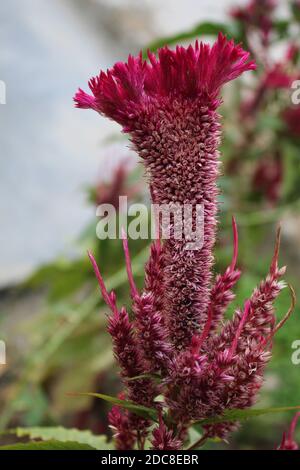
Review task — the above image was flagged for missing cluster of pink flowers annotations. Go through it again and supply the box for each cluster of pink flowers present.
[240,52,298,121]
[231,0,276,47]
[231,0,300,206]
[75,35,293,450]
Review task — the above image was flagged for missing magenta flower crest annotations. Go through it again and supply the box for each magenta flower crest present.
[75,34,255,129]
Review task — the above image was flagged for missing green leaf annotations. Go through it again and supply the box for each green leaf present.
[195,405,300,426]
[69,392,158,421]
[0,440,95,450]
[7,426,112,450]
[273,19,290,38]
[257,113,284,133]
[281,141,300,201]
[145,22,231,54]
[127,373,162,383]
[23,258,91,302]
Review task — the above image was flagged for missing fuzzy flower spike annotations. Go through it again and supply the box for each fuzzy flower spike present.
[77,36,297,449]
[75,34,255,351]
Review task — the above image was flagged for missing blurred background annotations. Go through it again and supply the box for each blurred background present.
[1,0,300,449]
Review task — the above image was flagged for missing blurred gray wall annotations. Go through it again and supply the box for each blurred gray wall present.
[0,0,243,285]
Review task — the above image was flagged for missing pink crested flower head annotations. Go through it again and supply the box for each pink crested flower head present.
[74,34,255,131]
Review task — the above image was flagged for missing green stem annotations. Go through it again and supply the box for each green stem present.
[186,433,208,450]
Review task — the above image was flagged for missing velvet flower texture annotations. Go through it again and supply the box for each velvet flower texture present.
[75,35,294,450]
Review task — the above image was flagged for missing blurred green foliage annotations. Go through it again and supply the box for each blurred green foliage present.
[1,0,300,450]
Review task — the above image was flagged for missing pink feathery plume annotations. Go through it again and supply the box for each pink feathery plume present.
[88,250,118,314]
[277,412,300,450]
[223,227,286,347]
[88,250,144,382]
[163,226,294,441]
[108,394,136,450]
[151,413,182,450]
[122,232,172,373]
[133,292,173,373]
[204,216,241,335]
[166,300,251,425]
[88,251,156,436]
[202,230,293,438]
[208,228,285,354]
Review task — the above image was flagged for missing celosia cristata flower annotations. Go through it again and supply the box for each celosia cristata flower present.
[277,412,300,450]
[76,34,255,351]
[75,35,293,449]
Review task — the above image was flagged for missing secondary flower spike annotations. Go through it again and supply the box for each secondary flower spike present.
[75,34,256,350]
[277,412,300,450]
